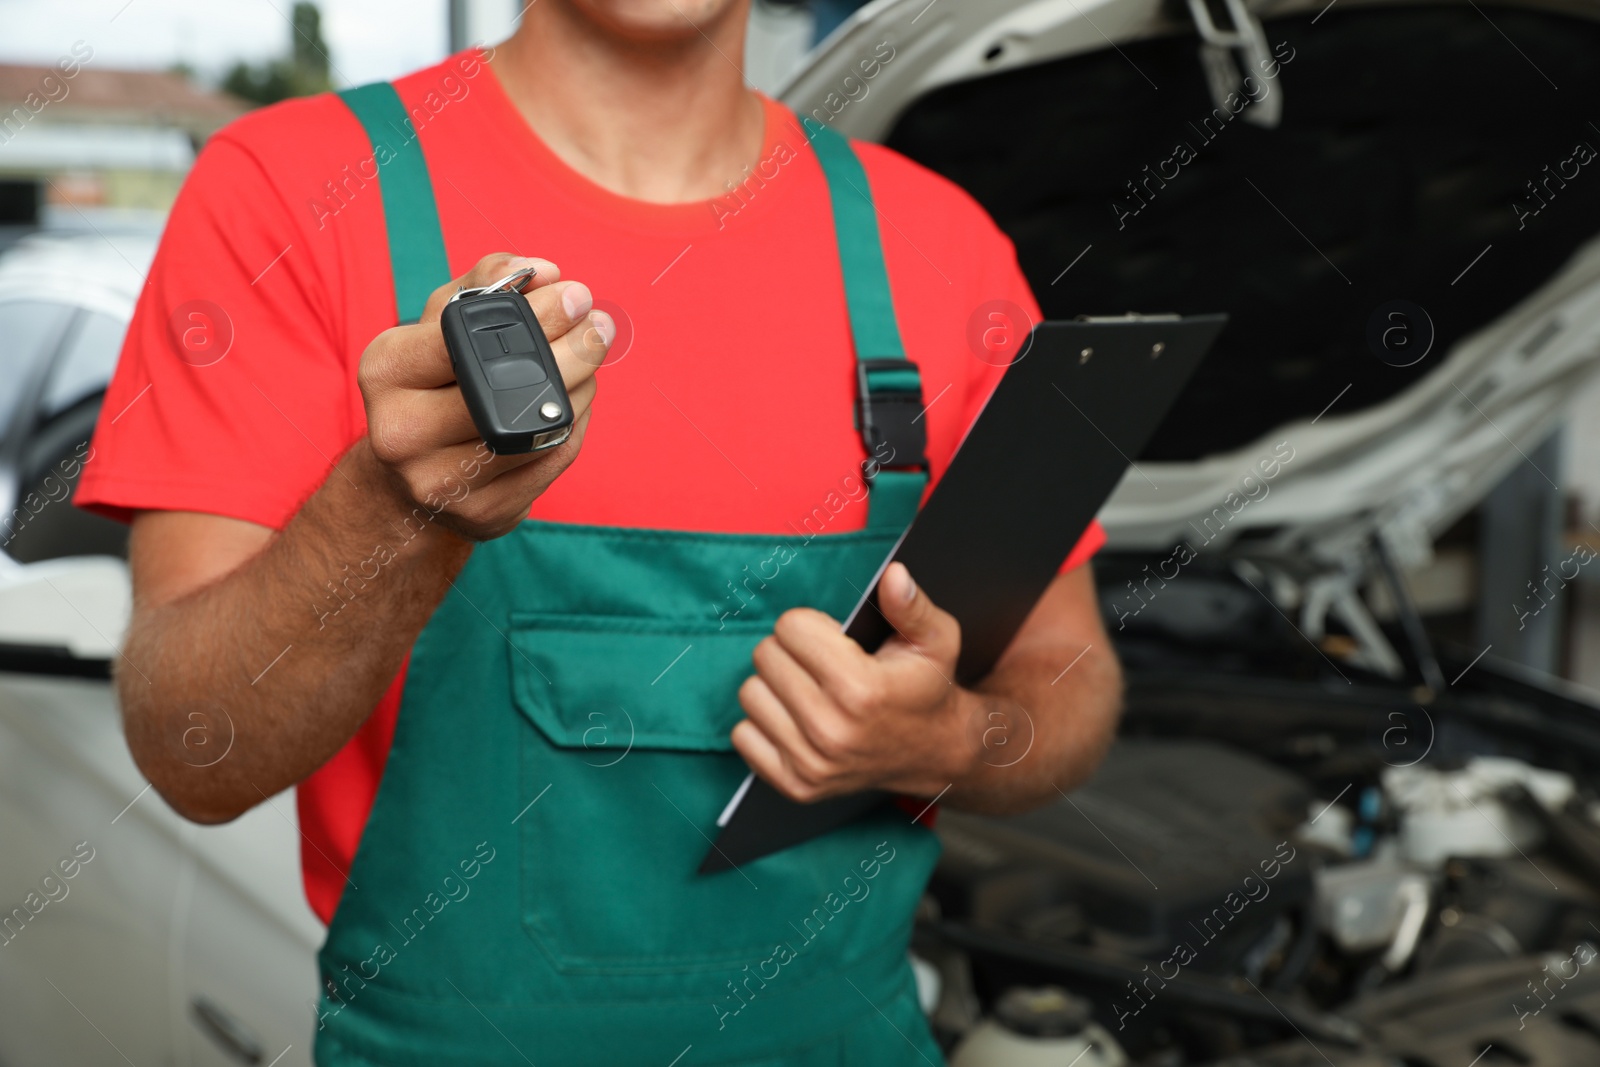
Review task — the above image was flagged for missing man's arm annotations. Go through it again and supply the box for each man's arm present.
[734,560,1122,814]
[943,564,1122,812]
[118,254,609,824]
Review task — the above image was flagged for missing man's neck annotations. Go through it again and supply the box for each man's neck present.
[490,3,765,204]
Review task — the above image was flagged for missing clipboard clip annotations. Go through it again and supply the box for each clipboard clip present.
[1074,313,1184,322]
[1072,314,1185,361]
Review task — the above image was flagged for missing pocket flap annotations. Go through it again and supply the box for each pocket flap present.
[508,612,768,753]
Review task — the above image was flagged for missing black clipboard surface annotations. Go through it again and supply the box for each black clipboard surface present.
[702,315,1227,874]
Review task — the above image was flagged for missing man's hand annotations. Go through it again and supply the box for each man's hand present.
[121,251,615,824]
[359,252,611,542]
[733,561,1123,814]
[733,563,977,802]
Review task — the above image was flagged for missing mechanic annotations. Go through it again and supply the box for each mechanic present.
[78,1,1123,1063]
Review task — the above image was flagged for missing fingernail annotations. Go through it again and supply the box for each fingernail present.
[510,257,560,284]
[900,567,917,603]
[590,310,616,347]
[561,282,592,319]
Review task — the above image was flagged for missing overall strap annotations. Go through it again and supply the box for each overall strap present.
[337,82,452,325]
[335,87,927,532]
[801,116,928,532]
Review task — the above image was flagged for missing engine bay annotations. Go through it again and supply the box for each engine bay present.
[916,568,1600,1066]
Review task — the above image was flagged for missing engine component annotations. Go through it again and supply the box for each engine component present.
[1417,910,1523,973]
[1294,797,1354,857]
[1417,856,1600,973]
[1312,853,1430,963]
[1218,955,1600,1066]
[949,987,1129,1067]
[1382,758,1575,867]
[1382,876,1430,973]
[935,740,1312,974]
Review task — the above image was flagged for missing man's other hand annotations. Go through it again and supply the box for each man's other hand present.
[733,562,975,802]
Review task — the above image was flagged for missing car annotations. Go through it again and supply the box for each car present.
[0,231,323,1067]
[6,0,1600,1063]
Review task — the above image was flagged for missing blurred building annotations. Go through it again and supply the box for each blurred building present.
[448,0,518,53]
[0,63,246,222]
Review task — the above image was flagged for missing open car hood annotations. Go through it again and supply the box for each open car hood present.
[781,0,1600,570]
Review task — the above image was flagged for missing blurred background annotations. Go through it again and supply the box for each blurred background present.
[0,0,828,230]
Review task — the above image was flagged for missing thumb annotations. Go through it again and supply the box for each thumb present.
[877,563,953,654]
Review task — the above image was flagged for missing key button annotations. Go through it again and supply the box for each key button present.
[473,322,538,357]
[483,356,547,389]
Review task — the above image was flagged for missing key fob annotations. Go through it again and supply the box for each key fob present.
[441,286,574,455]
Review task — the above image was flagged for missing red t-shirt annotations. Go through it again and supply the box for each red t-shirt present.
[78,50,1104,924]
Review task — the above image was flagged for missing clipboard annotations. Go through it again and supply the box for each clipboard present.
[701,314,1227,874]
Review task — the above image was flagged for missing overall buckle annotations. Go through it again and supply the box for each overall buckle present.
[854,358,928,484]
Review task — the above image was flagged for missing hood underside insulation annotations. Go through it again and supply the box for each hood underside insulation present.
[886,3,1600,460]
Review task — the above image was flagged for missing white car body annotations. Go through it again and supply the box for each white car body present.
[0,234,321,1067]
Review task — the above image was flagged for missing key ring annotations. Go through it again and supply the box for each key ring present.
[447,265,539,304]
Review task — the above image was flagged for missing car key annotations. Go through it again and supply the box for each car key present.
[441,266,575,455]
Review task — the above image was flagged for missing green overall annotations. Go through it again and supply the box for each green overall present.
[316,83,944,1066]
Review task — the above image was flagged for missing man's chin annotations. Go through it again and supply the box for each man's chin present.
[566,0,742,43]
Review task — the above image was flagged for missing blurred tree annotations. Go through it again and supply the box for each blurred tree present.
[221,62,294,105]
[222,1,334,107]
[291,2,332,86]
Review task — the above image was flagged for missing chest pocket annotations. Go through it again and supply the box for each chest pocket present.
[506,609,930,976]
[509,611,762,754]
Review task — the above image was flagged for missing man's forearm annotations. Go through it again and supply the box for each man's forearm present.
[944,641,1123,815]
[120,439,475,823]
